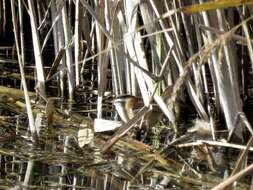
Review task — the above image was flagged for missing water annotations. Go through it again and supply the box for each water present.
[0,98,251,189]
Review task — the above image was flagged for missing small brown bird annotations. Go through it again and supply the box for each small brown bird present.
[113,86,175,128]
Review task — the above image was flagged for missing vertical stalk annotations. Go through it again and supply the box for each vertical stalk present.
[51,1,64,97]
[62,4,75,100]
[200,0,242,138]
[105,0,124,95]
[18,0,25,65]
[23,160,34,187]
[74,0,80,86]
[53,2,66,98]
[11,0,37,142]
[94,0,106,118]
[3,0,6,36]
[27,0,46,98]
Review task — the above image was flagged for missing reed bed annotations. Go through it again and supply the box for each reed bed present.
[0,0,253,189]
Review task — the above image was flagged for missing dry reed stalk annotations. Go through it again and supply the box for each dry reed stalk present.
[62,4,75,100]
[27,0,46,98]
[10,0,37,143]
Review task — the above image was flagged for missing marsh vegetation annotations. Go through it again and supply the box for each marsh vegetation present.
[1,0,253,189]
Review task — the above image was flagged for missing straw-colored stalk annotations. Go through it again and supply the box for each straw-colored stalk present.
[74,0,80,86]
[62,4,75,100]
[11,0,37,142]
[27,0,46,98]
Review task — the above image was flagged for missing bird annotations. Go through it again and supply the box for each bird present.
[113,86,176,128]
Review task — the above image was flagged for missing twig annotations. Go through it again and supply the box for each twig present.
[212,164,253,190]
[101,106,148,153]
[175,140,253,151]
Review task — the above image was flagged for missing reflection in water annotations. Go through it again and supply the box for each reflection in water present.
[0,99,251,190]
